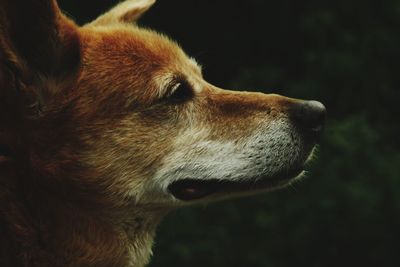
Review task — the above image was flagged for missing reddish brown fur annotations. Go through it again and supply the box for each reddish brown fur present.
[0,1,314,266]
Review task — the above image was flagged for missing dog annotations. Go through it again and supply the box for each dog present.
[0,0,326,266]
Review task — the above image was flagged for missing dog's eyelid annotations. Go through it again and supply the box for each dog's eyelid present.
[165,79,194,103]
[163,80,180,97]
[169,82,182,95]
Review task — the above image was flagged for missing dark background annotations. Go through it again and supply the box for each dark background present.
[58,1,400,266]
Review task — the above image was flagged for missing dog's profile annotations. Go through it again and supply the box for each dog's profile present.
[0,0,326,266]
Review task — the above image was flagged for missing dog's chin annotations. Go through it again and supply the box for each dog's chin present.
[167,167,304,202]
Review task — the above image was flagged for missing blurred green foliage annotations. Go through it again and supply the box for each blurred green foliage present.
[60,0,400,266]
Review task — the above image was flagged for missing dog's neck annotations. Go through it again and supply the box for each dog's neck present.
[69,207,165,267]
[0,182,167,267]
[113,207,168,267]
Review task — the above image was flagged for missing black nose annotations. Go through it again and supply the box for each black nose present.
[291,100,326,134]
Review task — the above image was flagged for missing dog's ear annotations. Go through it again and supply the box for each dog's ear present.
[0,0,80,76]
[89,0,156,26]
[0,0,80,115]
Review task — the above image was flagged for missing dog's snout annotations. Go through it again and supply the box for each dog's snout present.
[291,100,326,134]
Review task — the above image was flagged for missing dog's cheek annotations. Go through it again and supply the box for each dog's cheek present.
[79,108,185,200]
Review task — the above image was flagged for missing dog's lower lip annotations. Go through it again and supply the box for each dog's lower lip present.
[168,168,304,201]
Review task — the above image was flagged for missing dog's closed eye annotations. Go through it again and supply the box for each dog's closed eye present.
[166,81,194,104]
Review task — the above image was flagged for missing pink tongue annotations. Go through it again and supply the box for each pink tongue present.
[184,188,198,195]
[168,179,225,201]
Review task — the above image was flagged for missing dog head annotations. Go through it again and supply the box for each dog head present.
[0,0,325,207]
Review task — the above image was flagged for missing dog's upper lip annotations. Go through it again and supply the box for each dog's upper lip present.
[167,167,304,201]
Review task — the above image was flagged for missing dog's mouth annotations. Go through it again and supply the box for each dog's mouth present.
[168,167,304,201]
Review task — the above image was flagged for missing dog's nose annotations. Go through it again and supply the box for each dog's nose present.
[291,100,326,134]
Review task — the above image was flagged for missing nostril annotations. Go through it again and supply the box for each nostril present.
[292,100,326,133]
